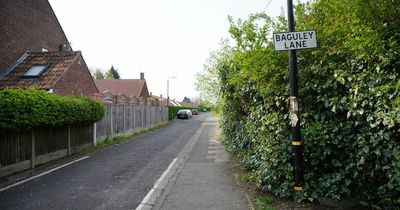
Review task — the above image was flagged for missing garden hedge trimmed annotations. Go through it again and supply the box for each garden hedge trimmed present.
[0,89,105,132]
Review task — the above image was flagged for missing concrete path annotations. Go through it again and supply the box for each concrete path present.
[151,117,250,210]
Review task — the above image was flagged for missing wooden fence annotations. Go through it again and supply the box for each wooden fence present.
[0,103,168,178]
[0,124,93,177]
[94,104,168,142]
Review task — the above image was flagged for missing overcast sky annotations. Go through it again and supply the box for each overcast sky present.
[49,0,298,102]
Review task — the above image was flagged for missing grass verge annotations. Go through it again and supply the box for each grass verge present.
[80,121,170,153]
[230,155,344,210]
[232,165,276,210]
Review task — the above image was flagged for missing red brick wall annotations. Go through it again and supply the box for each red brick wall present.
[139,81,150,100]
[53,54,99,97]
[0,0,71,73]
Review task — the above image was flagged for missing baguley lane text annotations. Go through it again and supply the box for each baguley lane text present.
[274,31,315,49]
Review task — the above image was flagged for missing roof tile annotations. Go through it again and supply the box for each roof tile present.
[0,51,80,90]
[95,79,146,98]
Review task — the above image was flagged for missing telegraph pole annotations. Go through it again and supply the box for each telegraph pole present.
[287,0,304,191]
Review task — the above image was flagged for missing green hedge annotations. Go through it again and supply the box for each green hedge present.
[0,89,105,132]
[167,106,198,120]
[217,1,400,209]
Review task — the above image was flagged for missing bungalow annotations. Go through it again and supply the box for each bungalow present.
[180,101,200,108]
[95,73,150,104]
[0,0,99,97]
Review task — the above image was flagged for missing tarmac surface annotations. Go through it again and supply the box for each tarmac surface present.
[138,116,250,210]
[0,114,250,210]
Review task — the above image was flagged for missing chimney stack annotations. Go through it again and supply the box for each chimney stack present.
[140,72,144,80]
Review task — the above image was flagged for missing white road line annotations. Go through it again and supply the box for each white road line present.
[136,158,178,210]
[0,156,90,193]
[154,158,177,189]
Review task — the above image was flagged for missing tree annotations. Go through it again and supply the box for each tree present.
[90,68,105,79]
[182,96,191,103]
[105,65,120,79]
[195,39,233,104]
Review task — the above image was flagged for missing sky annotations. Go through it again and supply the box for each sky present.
[49,0,299,102]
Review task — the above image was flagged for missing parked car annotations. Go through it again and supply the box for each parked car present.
[191,109,198,115]
[177,109,192,119]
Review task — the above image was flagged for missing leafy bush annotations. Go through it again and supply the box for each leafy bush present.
[217,0,400,208]
[0,89,105,132]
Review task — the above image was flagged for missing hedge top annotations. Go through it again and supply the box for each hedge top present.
[0,89,105,132]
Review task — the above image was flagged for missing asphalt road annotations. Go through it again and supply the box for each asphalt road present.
[0,113,210,210]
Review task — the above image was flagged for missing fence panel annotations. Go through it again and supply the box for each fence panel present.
[136,105,142,129]
[0,131,31,167]
[94,103,168,141]
[1,123,93,177]
[35,126,68,157]
[125,105,132,132]
[96,103,112,139]
[70,124,93,149]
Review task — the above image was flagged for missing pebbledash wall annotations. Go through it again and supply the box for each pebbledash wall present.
[0,103,168,178]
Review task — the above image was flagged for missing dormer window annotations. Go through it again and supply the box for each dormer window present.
[24,64,49,77]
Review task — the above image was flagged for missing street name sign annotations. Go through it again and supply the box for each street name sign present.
[273,30,317,51]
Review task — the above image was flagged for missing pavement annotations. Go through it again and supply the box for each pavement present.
[137,116,250,210]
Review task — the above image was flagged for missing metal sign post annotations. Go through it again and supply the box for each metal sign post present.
[272,0,317,191]
[287,0,303,191]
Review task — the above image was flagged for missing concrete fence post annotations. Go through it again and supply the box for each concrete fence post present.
[93,123,97,146]
[123,105,126,134]
[141,105,144,128]
[133,105,136,130]
[30,130,35,169]
[110,104,114,137]
[146,106,148,127]
[146,106,148,128]
[148,106,151,126]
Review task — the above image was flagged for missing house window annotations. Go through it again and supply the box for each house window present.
[119,95,127,104]
[24,65,48,77]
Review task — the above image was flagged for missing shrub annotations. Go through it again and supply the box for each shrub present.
[218,0,400,208]
[0,89,105,132]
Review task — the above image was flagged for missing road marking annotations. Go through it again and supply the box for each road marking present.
[154,158,177,189]
[137,119,206,209]
[136,158,177,210]
[0,156,90,193]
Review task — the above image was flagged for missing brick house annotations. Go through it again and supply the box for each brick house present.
[180,101,200,108]
[95,73,150,104]
[0,0,99,97]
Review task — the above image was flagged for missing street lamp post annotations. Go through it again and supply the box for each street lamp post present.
[167,77,176,107]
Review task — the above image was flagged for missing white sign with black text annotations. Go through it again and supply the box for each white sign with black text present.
[273,30,317,51]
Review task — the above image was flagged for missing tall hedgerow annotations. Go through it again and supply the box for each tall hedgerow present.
[218,0,400,208]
